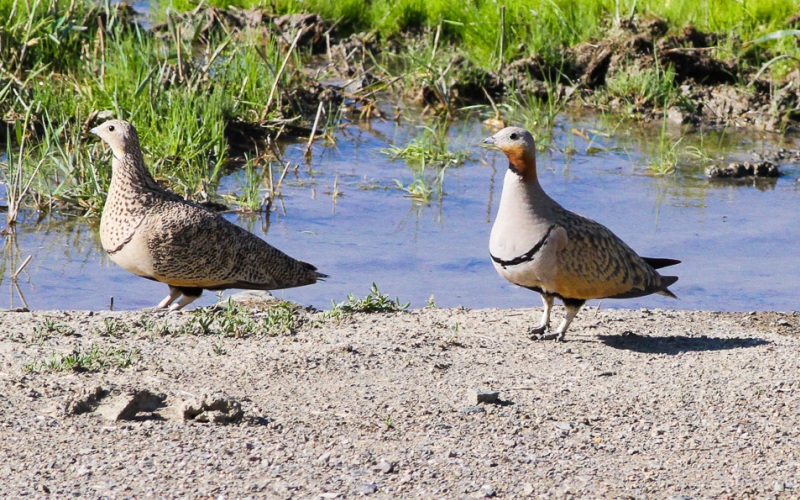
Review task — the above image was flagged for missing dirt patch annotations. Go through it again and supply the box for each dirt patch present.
[2,306,799,496]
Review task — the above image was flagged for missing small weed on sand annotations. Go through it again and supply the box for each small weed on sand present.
[327,283,410,319]
[26,344,139,373]
[183,299,302,337]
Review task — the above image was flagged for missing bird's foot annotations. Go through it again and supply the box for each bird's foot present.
[529,329,566,342]
[528,324,547,336]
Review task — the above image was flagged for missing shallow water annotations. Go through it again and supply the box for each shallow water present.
[2,111,799,313]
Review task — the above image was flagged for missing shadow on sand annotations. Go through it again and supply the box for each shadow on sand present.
[597,333,770,355]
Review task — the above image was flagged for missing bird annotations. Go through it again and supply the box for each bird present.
[484,126,679,341]
[91,119,326,311]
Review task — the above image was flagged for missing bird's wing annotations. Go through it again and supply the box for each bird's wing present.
[549,208,666,300]
[144,199,319,290]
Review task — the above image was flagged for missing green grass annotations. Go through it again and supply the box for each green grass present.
[26,343,139,373]
[382,124,471,168]
[0,1,295,215]
[327,283,410,319]
[383,123,470,203]
[183,299,303,337]
[2,0,799,220]
[270,0,799,68]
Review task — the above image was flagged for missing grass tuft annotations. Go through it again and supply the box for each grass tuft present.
[183,299,303,337]
[26,344,139,373]
[328,283,410,319]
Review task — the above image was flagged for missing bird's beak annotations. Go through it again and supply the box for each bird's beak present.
[483,136,496,146]
[89,126,100,136]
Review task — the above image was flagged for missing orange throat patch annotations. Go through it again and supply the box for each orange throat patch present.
[502,146,535,179]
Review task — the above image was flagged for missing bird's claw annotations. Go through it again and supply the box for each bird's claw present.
[528,325,547,336]
[529,329,566,342]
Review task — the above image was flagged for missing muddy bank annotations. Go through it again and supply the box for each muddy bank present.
[1,305,799,497]
[9,6,798,150]
[175,9,800,135]
[254,11,800,132]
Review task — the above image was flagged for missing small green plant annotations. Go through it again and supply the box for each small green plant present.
[502,87,567,151]
[648,119,682,176]
[381,125,471,168]
[94,317,129,337]
[393,160,448,203]
[183,299,302,337]
[261,300,301,336]
[135,315,173,335]
[211,342,228,356]
[221,157,269,213]
[34,318,75,337]
[605,63,678,111]
[26,344,139,373]
[426,295,437,308]
[328,283,410,318]
[184,300,258,337]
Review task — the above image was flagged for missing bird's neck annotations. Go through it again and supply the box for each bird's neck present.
[497,164,555,218]
[110,152,161,193]
[505,150,537,181]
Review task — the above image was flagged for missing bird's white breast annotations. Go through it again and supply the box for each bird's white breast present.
[490,171,560,290]
[105,228,157,279]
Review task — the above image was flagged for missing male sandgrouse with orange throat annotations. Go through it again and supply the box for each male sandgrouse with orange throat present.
[485,126,679,341]
[92,119,325,311]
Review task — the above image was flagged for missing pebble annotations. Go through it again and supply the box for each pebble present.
[460,405,486,415]
[4,307,800,498]
[375,461,394,474]
[467,389,500,405]
[479,484,496,497]
[353,483,377,495]
[96,389,165,421]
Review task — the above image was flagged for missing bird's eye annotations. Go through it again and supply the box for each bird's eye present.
[108,125,115,132]
[509,132,518,140]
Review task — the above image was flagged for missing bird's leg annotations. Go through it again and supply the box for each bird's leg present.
[529,294,554,337]
[167,287,204,312]
[156,286,182,309]
[541,298,586,342]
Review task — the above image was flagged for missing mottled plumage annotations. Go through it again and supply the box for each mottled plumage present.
[92,119,325,311]
[485,126,678,341]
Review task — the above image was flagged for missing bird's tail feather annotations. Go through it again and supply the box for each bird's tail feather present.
[657,275,679,299]
[642,257,681,269]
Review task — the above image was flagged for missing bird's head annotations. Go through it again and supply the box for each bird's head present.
[483,126,537,178]
[90,119,141,159]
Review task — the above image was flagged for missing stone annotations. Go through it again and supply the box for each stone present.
[179,392,243,423]
[467,388,500,405]
[353,483,377,495]
[479,484,496,497]
[96,389,165,421]
[64,386,108,416]
[460,405,486,415]
[375,460,394,474]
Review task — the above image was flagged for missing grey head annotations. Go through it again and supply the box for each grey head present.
[483,126,537,176]
[90,120,142,159]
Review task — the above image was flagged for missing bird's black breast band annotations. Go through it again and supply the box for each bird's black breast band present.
[490,224,556,269]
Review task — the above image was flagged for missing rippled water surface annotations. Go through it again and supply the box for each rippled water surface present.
[2,112,799,312]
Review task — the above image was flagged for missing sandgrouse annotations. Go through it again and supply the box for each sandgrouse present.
[92,119,325,311]
[484,126,678,341]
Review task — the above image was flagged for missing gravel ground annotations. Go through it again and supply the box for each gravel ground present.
[1,304,799,498]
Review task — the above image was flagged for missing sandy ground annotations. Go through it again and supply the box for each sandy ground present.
[0,304,799,498]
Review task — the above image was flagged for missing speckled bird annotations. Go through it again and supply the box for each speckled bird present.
[484,126,678,341]
[92,119,326,311]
